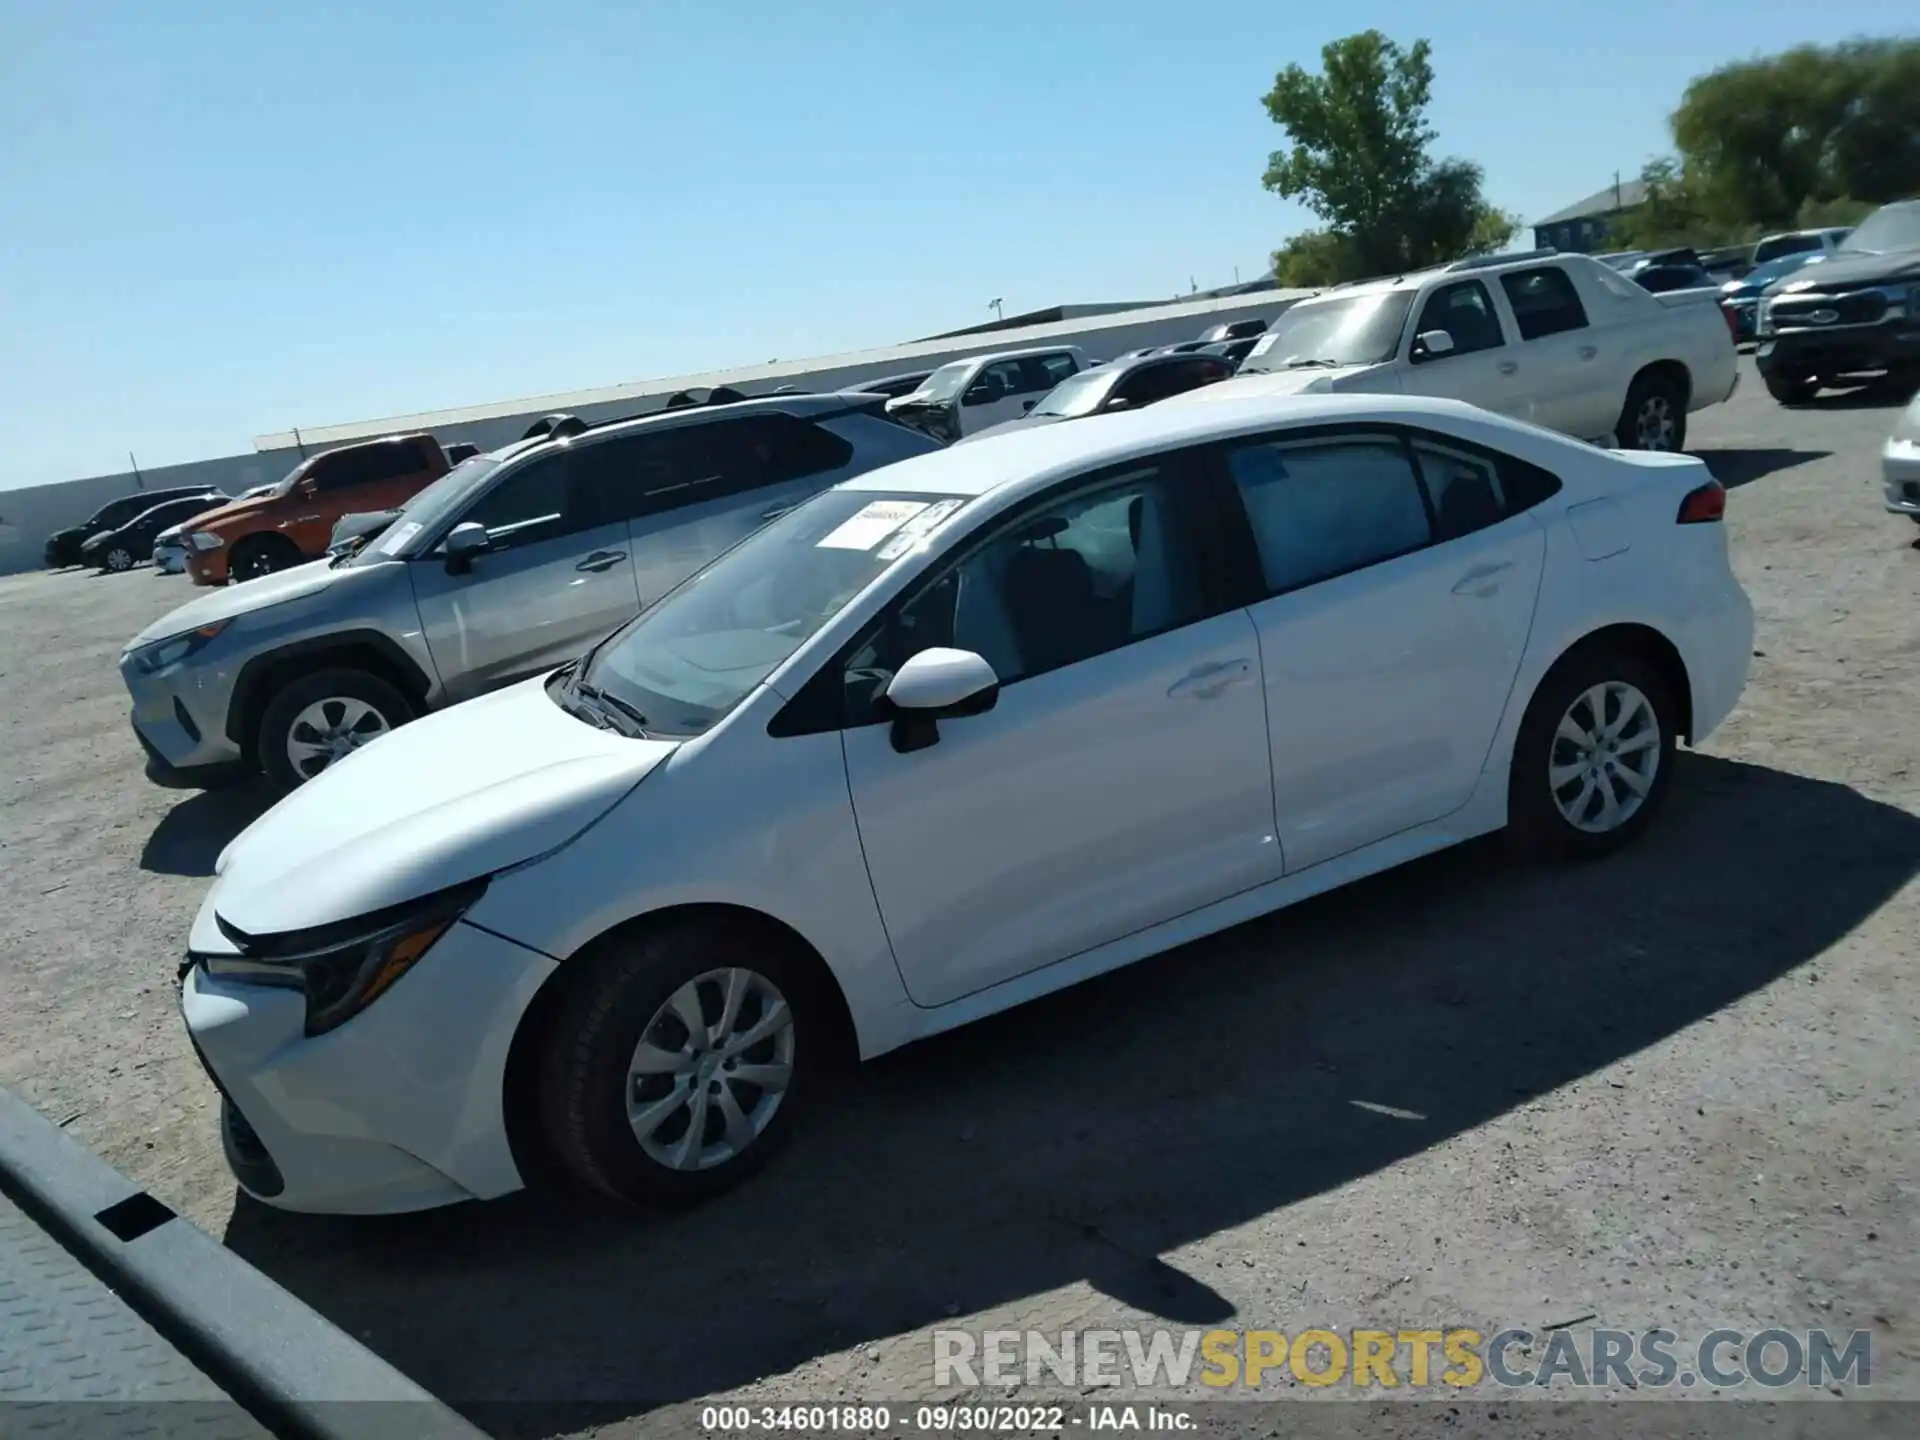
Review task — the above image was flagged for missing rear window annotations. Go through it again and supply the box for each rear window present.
[1499,267,1589,340]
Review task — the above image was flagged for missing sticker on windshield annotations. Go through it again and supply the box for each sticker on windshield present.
[874,498,966,560]
[816,499,930,551]
[1249,333,1278,356]
[373,521,422,556]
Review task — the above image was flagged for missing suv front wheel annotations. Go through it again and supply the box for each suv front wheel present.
[230,533,304,583]
[257,668,415,789]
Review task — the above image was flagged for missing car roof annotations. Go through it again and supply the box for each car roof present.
[481,391,885,462]
[840,393,1523,500]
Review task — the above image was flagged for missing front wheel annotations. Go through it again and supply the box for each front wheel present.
[256,668,414,789]
[536,918,821,1209]
[1616,373,1688,452]
[1507,645,1679,860]
[229,534,304,583]
[102,546,135,572]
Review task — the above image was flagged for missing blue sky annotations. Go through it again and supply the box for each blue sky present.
[2,0,1912,489]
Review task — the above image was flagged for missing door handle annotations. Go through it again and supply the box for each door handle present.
[1167,658,1253,700]
[1496,360,1519,375]
[760,504,795,522]
[575,551,627,573]
[1451,560,1514,596]
[1577,345,1598,360]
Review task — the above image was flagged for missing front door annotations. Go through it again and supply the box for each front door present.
[1399,278,1534,422]
[410,449,642,702]
[840,458,1281,1008]
[1218,428,1544,872]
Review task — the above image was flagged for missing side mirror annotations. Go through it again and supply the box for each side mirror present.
[443,521,492,575]
[296,477,318,499]
[1022,400,1037,413]
[1410,329,1456,363]
[882,647,1000,754]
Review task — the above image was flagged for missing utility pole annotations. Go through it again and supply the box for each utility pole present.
[292,426,308,458]
[129,452,144,489]
[988,297,1003,323]
[1614,170,1622,211]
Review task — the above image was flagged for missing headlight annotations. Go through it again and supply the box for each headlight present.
[129,619,229,674]
[199,881,485,1036]
[188,531,224,551]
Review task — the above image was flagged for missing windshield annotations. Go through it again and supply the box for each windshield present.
[1839,204,1920,256]
[1032,369,1118,418]
[1238,290,1415,372]
[344,455,499,565]
[917,361,975,405]
[577,487,972,736]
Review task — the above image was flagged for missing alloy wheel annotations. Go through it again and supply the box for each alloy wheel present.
[1634,394,1677,451]
[625,967,795,1172]
[1548,681,1661,834]
[285,696,392,779]
[106,547,133,572]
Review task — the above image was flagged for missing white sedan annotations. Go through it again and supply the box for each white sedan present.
[179,394,1753,1215]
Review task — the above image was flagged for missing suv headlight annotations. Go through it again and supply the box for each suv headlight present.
[129,620,229,674]
[188,531,225,551]
[198,881,486,1036]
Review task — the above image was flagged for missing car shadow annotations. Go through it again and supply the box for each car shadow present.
[219,754,1920,1435]
[140,780,277,877]
[1803,378,1915,411]
[1695,447,1831,490]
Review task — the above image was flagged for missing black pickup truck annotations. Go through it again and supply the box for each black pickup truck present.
[1755,199,1920,404]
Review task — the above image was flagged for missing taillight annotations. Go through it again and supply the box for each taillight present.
[1720,303,1739,340]
[1677,479,1726,523]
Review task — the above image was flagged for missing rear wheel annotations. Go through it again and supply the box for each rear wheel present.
[1508,645,1679,860]
[102,545,135,572]
[536,918,822,1209]
[1763,370,1819,406]
[229,533,303,583]
[256,668,413,789]
[1616,372,1688,452]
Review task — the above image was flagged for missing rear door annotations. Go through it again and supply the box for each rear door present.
[1496,266,1611,440]
[619,413,867,605]
[409,448,642,701]
[1398,279,1534,421]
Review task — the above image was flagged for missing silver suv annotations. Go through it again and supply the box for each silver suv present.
[121,393,939,789]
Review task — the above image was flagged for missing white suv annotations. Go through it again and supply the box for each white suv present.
[1177,251,1739,452]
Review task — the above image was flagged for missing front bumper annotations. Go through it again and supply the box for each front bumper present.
[1757,321,1920,378]
[180,918,556,1214]
[121,648,248,783]
[153,543,188,574]
[184,545,230,586]
[1884,437,1920,517]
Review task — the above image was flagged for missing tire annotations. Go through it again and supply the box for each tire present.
[1507,643,1680,861]
[256,668,414,789]
[102,546,135,573]
[1616,371,1688,452]
[229,533,304,583]
[536,917,823,1209]
[1763,370,1819,406]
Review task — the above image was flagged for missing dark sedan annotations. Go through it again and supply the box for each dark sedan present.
[959,351,1234,443]
[44,485,235,568]
[80,492,229,572]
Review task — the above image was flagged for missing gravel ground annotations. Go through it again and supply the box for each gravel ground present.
[2,359,1917,1436]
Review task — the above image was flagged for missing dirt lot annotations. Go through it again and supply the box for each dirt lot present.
[2,359,1917,1433]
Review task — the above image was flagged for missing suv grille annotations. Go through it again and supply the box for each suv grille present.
[1772,290,1889,328]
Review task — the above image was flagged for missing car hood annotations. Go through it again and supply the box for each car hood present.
[195,675,677,941]
[127,556,351,647]
[1772,249,1920,291]
[183,493,282,532]
[155,522,189,544]
[960,413,1066,443]
[1164,363,1399,404]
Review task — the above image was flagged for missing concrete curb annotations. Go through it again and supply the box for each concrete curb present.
[0,1085,489,1440]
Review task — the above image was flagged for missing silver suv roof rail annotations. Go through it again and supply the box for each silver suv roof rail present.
[1445,247,1558,274]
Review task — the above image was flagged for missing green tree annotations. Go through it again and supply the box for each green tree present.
[1262,31,1516,285]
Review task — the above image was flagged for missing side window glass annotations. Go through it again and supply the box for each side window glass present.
[1414,281,1505,356]
[461,454,572,548]
[843,466,1208,720]
[1224,437,1432,595]
[964,361,1022,406]
[1035,353,1078,387]
[1498,267,1590,341]
[1411,440,1508,540]
[1114,366,1170,408]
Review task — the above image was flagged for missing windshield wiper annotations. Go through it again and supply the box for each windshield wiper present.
[574,681,651,736]
[1283,357,1343,369]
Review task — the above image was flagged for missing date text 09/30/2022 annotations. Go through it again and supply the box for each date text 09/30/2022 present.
[700,1405,1193,1433]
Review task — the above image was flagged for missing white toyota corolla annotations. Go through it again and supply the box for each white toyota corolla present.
[180,394,1753,1215]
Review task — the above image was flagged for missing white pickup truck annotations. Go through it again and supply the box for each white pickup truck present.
[1174,250,1739,451]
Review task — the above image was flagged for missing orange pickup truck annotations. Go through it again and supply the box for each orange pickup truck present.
[181,434,451,584]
